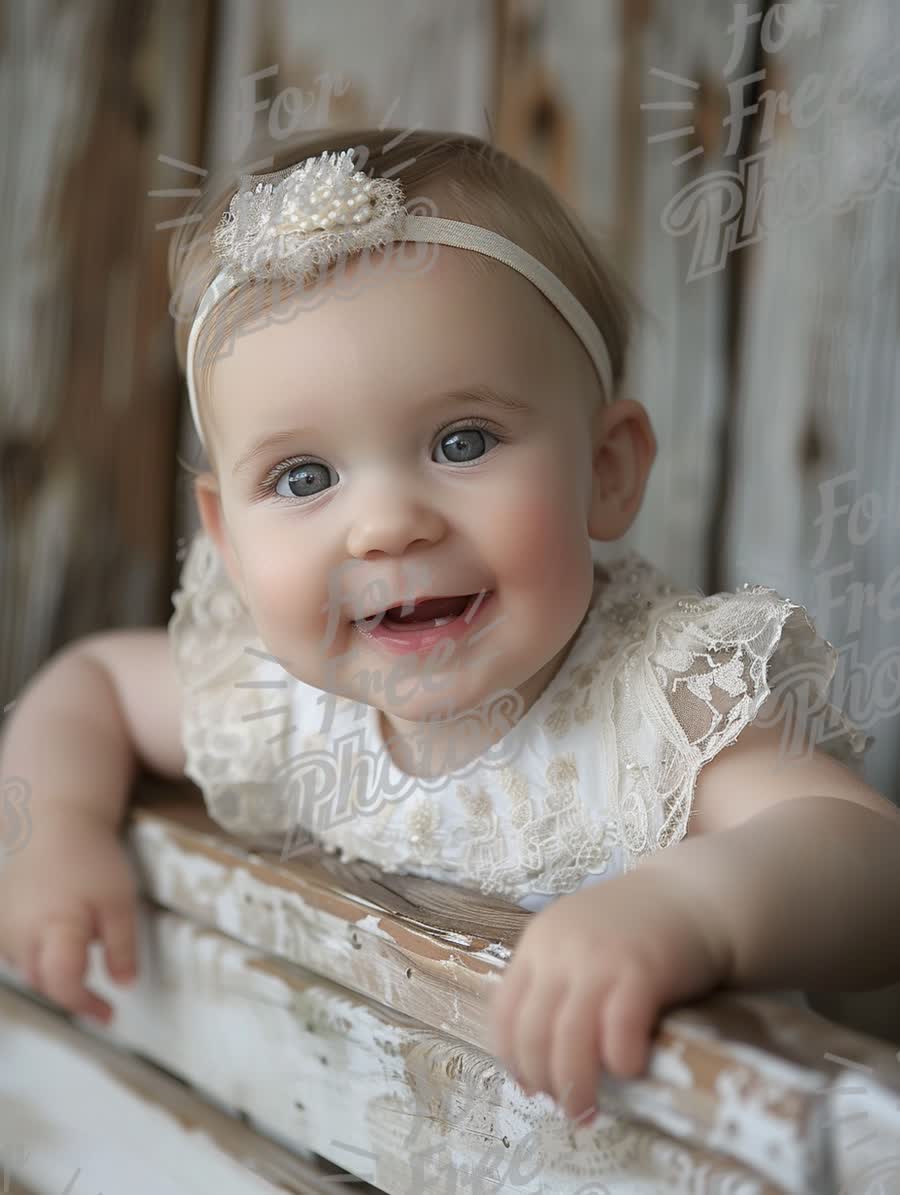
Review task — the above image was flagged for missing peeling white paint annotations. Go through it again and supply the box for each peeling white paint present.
[0,986,309,1193]
[115,813,900,1194]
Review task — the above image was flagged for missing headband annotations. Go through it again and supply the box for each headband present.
[185,149,614,447]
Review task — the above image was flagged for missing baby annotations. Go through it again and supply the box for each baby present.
[3,127,900,1131]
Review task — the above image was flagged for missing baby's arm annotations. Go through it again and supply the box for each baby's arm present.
[642,720,900,992]
[0,630,186,1019]
[488,719,900,1123]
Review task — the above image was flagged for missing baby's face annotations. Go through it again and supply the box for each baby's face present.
[199,243,606,729]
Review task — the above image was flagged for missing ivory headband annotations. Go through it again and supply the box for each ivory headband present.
[185,149,615,447]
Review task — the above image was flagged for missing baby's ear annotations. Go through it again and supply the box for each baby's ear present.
[587,398,656,541]
[193,473,249,606]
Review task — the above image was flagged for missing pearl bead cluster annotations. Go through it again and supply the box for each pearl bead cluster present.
[274,175,376,237]
[210,150,406,280]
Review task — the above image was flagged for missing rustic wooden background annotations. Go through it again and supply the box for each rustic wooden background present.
[3,0,898,802]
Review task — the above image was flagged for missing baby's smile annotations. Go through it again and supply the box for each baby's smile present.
[349,588,498,658]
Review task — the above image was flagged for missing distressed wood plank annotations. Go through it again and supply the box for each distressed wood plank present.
[206,0,494,169]
[720,0,900,808]
[0,981,378,1194]
[108,778,900,1192]
[74,904,900,1191]
[1,905,826,1194]
[609,0,758,592]
[1,0,208,714]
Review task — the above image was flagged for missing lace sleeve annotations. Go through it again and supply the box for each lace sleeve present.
[167,530,301,846]
[608,585,874,872]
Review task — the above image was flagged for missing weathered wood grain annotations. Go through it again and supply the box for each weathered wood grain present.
[92,777,900,1193]
[1,0,208,713]
[0,981,379,1194]
[719,0,900,806]
[4,779,900,1191]
[0,906,802,1194]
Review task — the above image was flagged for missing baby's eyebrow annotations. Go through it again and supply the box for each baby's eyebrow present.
[422,383,534,417]
[231,383,533,478]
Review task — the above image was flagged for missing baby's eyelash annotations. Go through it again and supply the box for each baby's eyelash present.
[255,416,506,501]
[429,414,504,445]
[257,455,319,500]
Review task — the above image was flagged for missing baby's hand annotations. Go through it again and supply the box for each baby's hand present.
[487,867,731,1123]
[0,806,139,1022]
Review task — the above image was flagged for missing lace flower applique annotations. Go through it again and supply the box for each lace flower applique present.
[608,583,874,871]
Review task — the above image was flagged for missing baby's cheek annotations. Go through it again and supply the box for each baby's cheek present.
[486,491,594,644]
[487,491,586,583]
[241,550,325,649]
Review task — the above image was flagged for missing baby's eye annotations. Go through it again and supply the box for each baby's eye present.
[433,425,499,465]
[274,460,335,500]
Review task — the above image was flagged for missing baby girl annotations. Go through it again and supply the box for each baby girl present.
[2,127,900,1130]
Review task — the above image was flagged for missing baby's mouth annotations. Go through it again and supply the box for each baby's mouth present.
[354,592,491,631]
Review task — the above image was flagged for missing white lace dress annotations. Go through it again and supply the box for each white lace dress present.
[168,531,873,1007]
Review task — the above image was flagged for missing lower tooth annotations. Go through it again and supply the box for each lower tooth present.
[391,614,454,629]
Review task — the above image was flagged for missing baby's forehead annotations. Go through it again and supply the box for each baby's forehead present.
[216,243,564,386]
[334,240,548,319]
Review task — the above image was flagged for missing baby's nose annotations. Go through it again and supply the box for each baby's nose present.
[346,491,446,559]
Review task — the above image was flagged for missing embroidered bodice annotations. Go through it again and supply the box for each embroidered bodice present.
[168,531,872,917]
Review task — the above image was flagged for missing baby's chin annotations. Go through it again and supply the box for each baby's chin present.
[309,649,518,723]
[257,623,535,723]
[336,670,509,721]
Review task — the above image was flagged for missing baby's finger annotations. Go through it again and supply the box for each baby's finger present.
[514,973,567,1098]
[36,917,112,1022]
[550,982,605,1120]
[489,960,532,1075]
[98,903,137,983]
[602,965,659,1078]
